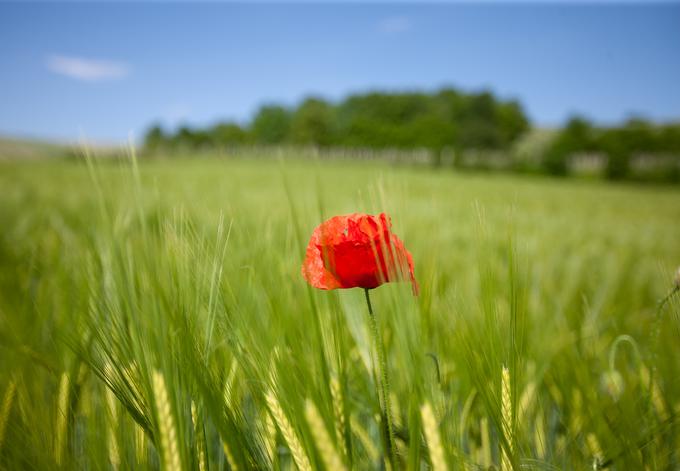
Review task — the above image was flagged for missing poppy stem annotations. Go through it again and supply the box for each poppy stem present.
[364,288,397,468]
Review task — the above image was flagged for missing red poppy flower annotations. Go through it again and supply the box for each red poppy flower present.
[301,213,417,293]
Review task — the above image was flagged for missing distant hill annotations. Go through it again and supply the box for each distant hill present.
[0,136,70,160]
[0,136,129,160]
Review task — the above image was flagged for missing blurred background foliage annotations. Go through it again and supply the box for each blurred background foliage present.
[140,87,680,184]
[144,88,529,154]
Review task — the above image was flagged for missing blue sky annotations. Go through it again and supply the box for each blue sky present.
[1,2,679,142]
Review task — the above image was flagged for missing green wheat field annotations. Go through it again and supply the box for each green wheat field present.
[1,153,679,470]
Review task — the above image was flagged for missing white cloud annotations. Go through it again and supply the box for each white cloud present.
[47,55,130,81]
[377,16,412,34]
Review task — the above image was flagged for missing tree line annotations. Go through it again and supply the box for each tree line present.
[144,88,529,155]
[143,88,680,182]
[542,117,680,181]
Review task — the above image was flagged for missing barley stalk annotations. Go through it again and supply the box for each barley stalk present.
[305,399,347,471]
[265,389,312,471]
[586,433,603,468]
[135,423,146,465]
[55,372,70,466]
[224,361,238,410]
[500,366,513,471]
[480,417,491,467]
[639,366,668,420]
[330,375,347,458]
[222,441,239,471]
[518,381,536,423]
[191,401,207,471]
[123,362,146,414]
[0,380,17,450]
[106,388,120,467]
[534,411,546,460]
[569,389,583,438]
[211,362,240,471]
[263,412,278,463]
[650,381,668,422]
[350,414,379,464]
[390,391,402,430]
[152,370,181,471]
[421,401,447,471]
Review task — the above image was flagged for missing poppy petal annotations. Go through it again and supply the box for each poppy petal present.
[301,213,417,293]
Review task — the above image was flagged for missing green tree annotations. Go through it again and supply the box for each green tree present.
[289,97,334,146]
[598,129,631,180]
[172,126,211,149]
[497,101,530,147]
[457,92,501,149]
[211,123,249,147]
[143,124,167,152]
[251,105,291,144]
[542,116,595,176]
[658,124,680,153]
